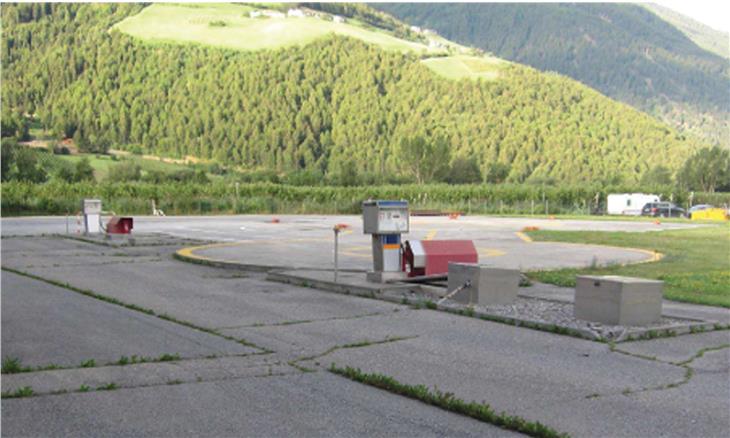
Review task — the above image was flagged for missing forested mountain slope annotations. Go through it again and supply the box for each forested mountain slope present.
[1,3,706,184]
[643,3,729,59]
[374,3,729,147]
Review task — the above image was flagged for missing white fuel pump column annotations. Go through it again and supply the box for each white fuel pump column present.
[362,200,409,283]
[82,199,102,234]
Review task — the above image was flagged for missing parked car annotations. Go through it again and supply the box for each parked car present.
[641,202,686,218]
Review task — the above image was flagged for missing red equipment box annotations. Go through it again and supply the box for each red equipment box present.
[107,216,133,234]
[403,240,478,277]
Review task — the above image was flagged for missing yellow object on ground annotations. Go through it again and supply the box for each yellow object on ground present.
[691,208,729,221]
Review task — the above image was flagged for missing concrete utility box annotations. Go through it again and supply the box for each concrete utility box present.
[81,199,102,234]
[575,275,663,325]
[447,263,519,305]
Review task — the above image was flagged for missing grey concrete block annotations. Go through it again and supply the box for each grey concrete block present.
[575,275,663,325]
[366,270,408,283]
[447,263,519,305]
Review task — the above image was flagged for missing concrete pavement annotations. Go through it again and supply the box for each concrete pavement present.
[1,222,728,437]
[1,271,258,367]
[2,214,698,271]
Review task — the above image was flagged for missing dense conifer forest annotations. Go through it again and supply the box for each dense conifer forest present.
[375,3,729,146]
[0,3,708,186]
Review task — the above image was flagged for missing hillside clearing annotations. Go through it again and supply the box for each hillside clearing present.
[421,55,508,80]
[57,154,191,181]
[114,3,441,54]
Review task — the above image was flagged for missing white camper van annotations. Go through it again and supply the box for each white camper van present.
[607,193,660,216]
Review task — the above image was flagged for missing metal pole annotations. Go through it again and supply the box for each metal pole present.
[334,227,340,283]
[66,212,69,234]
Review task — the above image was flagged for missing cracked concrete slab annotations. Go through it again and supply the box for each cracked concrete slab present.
[613,331,730,363]
[1,354,287,396]
[2,233,728,437]
[221,309,419,358]
[302,315,708,436]
[1,271,258,368]
[3,237,401,331]
[1,373,519,437]
[549,348,730,437]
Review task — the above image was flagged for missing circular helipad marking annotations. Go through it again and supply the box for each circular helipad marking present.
[479,248,506,257]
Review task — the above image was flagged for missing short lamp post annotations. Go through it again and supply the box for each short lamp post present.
[333,223,349,282]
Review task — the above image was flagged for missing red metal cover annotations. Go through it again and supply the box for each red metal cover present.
[421,240,478,276]
[107,216,134,234]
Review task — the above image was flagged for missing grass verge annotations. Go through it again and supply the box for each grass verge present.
[526,225,729,307]
[329,364,568,438]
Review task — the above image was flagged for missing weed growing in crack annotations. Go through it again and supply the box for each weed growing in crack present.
[78,385,90,392]
[2,357,31,374]
[97,383,118,391]
[80,359,96,368]
[329,364,567,438]
[1,386,34,399]
[158,353,181,362]
[37,363,62,371]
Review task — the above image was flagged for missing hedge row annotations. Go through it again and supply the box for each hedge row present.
[2,181,728,216]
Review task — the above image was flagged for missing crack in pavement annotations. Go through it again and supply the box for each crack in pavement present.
[288,335,420,372]
[584,342,730,399]
[214,309,402,331]
[1,266,269,353]
[11,258,165,269]
[1,352,303,397]
[2,365,299,400]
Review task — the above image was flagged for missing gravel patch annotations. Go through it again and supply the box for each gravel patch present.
[446,296,710,342]
[268,270,727,343]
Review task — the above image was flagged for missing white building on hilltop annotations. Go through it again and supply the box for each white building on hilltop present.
[288,8,305,18]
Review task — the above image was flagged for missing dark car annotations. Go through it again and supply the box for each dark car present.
[641,202,685,218]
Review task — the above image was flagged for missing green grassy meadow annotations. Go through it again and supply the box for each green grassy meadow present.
[421,55,507,80]
[526,225,730,307]
[57,154,190,181]
[114,3,438,54]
